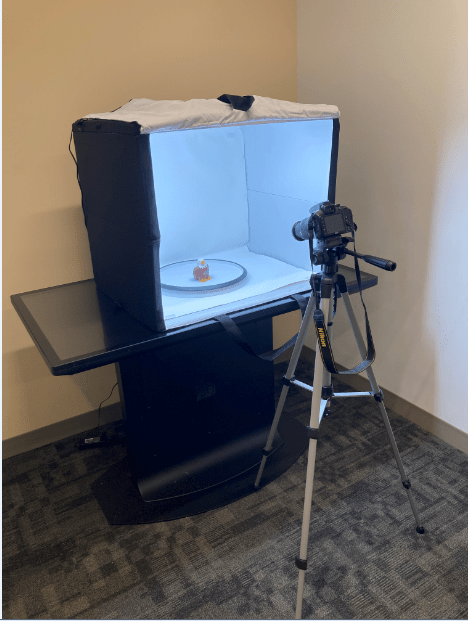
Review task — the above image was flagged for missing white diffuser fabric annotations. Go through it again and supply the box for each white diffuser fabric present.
[84,96,339,134]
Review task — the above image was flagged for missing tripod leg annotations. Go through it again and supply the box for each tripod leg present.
[295,294,332,620]
[254,293,317,489]
[340,290,424,533]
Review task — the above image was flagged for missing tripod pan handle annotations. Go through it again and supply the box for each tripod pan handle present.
[343,248,396,271]
[363,255,397,271]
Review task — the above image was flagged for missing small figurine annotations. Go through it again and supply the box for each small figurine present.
[193,259,211,283]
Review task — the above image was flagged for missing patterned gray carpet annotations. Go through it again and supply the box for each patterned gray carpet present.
[3,359,468,619]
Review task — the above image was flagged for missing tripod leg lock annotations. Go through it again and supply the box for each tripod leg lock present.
[295,557,308,571]
[402,479,412,490]
[306,427,320,440]
[321,385,333,399]
[373,390,384,403]
[282,375,296,386]
[262,447,274,457]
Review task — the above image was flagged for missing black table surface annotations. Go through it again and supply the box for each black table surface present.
[11,265,377,376]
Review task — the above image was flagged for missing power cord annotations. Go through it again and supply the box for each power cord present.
[76,383,120,450]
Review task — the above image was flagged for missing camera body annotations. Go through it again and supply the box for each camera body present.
[292,202,354,244]
[310,202,354,240]
[292,201,355,269]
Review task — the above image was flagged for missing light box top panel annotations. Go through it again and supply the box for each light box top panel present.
[80,96,340,135]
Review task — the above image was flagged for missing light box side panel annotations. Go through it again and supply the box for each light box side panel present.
[241,119,333,202]
[246,192,315,271]
[149,127,249,267]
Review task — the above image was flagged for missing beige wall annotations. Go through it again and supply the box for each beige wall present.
[3,0,297,441]
[298,0,468,433]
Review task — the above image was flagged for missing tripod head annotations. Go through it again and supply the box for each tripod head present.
[291,201,397,277]
[312,236,397,276]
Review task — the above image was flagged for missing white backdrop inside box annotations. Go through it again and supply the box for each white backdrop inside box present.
[151,120,334,327]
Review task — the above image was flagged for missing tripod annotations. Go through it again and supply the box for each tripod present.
[254,262,425,620]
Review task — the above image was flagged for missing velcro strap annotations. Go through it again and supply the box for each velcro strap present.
[217,94,255,111]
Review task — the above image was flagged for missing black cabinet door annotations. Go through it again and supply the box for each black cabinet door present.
[119,317,275,499]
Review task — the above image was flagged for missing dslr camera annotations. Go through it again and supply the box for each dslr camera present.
[292,201,355,267]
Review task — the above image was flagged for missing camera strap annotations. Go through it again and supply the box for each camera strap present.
[214,293,308,362]
[313,237,376,375]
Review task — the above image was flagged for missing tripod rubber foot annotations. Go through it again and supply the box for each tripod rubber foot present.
[416,526,425,534]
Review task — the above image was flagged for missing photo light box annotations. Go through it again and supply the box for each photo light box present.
[72,96,340,332]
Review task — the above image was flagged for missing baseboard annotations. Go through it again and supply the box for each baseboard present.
[294,346,468,455]
[2,402,123,460]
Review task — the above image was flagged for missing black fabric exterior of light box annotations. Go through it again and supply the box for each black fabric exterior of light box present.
[73,118,142,135]
[328,118,340,204]
[72,129,166,333]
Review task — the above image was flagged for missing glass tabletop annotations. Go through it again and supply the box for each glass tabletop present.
[11,266,377,376]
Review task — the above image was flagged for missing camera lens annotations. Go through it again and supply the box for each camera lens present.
[292,218,311,241]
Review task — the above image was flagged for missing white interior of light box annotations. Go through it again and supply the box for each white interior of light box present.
[149,119,333,329]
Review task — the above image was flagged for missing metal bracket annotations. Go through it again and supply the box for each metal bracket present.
[373,390,384,403]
